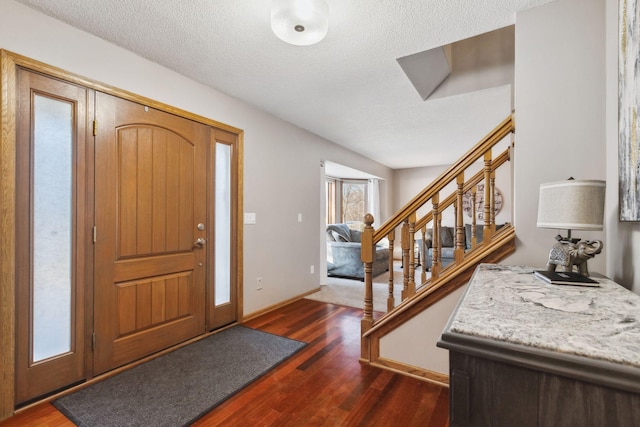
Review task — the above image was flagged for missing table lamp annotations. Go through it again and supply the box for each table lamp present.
[536,178,606,276]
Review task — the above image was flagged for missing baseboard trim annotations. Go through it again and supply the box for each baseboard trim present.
[369,357,450,388]
[242,287,321,321]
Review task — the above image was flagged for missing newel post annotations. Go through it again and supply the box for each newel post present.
[360,214,375,361]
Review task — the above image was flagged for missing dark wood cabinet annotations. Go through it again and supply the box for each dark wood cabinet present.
[438,265,640,427]
[446,350,640,427]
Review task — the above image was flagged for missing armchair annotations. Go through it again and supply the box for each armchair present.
[326,223,390,280]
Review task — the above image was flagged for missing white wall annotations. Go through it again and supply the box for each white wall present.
[509,0,640,294]
[393,165,447,210]
[606,0,640,293]
[508,0,607,275]
[430,26,515,101]
[393,147,513,228]
[0,0,393,315]
[379,286,465,375]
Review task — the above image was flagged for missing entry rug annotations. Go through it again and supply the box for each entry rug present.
[54,326,306,427]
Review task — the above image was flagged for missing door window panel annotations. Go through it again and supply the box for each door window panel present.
[214,142,231,306]
[32,94,73,362]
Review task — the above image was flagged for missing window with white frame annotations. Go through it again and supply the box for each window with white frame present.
[326,177,368,230]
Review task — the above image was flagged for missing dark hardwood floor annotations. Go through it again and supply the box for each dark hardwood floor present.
[0,299,450,426]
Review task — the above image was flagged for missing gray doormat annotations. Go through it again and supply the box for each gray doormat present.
[53,326,306,426]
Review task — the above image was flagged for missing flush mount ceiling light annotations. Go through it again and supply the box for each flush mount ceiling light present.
[271,0,329,46]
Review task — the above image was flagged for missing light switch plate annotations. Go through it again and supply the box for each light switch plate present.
[244,212,256,224]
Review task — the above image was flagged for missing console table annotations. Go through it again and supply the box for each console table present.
[438,264,640,427]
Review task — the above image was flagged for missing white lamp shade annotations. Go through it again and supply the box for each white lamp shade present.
[271,0,329,46]
[537,180,606,230]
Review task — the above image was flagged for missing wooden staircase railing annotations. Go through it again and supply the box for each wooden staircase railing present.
[360,114,516,361]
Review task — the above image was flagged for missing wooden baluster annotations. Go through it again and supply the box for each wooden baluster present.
[420,225,427,285]
[431,193,441,278]
[401,218,410,300]
[387,229,395,312]
[407,212,416,298]
[360,214,374,360]
[483,150,492,243]
[455,173,465,264]
[490,169,497,235]
[471,186,477,248]
[436,220,443,276]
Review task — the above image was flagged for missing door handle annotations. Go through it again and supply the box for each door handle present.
[194,237,206,248]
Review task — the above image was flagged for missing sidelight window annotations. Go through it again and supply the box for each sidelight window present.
[32,94,74,362]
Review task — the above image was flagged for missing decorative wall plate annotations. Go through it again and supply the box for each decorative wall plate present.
[462,184,503,220]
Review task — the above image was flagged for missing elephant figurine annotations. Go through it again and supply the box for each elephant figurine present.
[546,240,603,276]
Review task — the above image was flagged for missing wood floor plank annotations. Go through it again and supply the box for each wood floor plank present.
[0,403,72,427]
[0,299,449,426]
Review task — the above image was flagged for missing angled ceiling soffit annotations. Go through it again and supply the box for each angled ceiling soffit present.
[397,25,515,102]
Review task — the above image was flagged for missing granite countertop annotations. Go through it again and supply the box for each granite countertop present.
[446,264,640,368]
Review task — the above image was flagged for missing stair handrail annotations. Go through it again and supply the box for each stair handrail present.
[372,115,514,243]
[415,147,511,232]
[360,114,515,360]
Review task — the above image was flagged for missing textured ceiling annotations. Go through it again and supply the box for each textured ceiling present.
[15,0,554,169]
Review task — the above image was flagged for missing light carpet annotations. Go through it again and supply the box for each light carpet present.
[306,266,407,312]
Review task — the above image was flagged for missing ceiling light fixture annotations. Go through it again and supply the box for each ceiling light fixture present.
[271,0,329,46]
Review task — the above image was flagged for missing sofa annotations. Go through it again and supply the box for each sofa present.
[423,224,504,270]
[326,223,390,280]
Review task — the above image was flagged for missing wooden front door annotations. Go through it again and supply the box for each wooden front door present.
[93,92,209,374]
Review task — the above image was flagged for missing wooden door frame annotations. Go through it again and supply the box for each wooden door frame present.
[0,49,244,420]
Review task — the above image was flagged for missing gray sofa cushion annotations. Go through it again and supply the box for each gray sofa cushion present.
[440,226,455,247]
[330,230,349,242]
[464,224,482,249]
[464,223,505,249]
[327,223,352,242]
[349,229,362,243]
[426,226,455,248]
[327,241,389,279]
[424,223,506,270]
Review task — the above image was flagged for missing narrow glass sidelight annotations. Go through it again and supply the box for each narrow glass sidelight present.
[214,143,231,306]
[32,94,73,362]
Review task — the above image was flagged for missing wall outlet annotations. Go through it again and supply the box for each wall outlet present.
[256,277,263,290]
[310,265,314,274]
[298,213,303,222]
